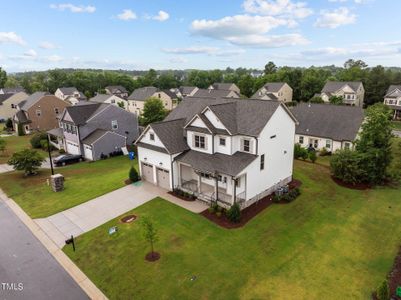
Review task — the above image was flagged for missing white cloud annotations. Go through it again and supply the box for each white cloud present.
[152,10,169,22]
[46,55,63,62]
[162,46,246,56]
[50,3,96,13]
[24,49,37,57]
[191,15,308,48]
[315,7,356,28]
[39,41,58,49]
[243,0,313,19]
[0,32,25,45]
[117,9,137,21]
[162,46,219,55]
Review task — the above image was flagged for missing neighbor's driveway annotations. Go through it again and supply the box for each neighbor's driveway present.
[35,182,208,247]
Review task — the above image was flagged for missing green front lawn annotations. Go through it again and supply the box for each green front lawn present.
[63,156,401,299]
[392,121,401,131]
[0,135,33,164]
[0,156,137,218]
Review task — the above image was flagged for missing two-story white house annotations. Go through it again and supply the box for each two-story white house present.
[127,87,177,115]
[383,85,401,120]
[135,97,298,209]
[317,81,365,107]
[252,82,293,102]
[55,87,87,105]
[291,103,364,152]
[89,94,128,109]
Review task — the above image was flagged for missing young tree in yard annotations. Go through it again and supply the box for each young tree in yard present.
[8,149,45,176]
[329,95,343,105]
[5,118,13,130]
[141,97,167,126]
[330,150,366,185]
[355,103,393,184]
[310,96,324,104]
[129,167,139,182]
[0,138,6,154]
[141,216,159,259]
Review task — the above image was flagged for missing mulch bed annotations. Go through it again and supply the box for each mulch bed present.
[145,252,160,262]
[120,214,137,223]
[388,247,401,299]
[330,176,372,190]
[124,179,132,185]
[167,191,196,202]
[200,179,302,229]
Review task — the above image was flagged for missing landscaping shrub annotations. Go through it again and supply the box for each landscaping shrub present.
[5,118,13,129]
[330,150,366,185]
[300,148,309,160]
[226,203,241,223]
[319,147,331,156]
[40,139,55,151]
[17,124,24,136]
[216,211,222,218]
[210,202,218,213]
[294,144,302,159]
[376,280,390,300]
[30,132,48,149]
[309,151,317,163]
[129,167,139,182]
[59,149,66,154]
[272,194,281,203]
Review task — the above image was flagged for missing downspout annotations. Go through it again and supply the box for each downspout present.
[170,154,175,191]
[255,136,258,154]
[215,173,219,204]
[233,176,237,204]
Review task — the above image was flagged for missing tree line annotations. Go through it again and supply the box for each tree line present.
[1,59,401,105]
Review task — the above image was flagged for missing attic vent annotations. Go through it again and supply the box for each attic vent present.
[306,129,309,132]
[270,135,276,139]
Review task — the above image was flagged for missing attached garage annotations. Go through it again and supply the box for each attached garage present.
[141,162,154,183]
[83,145,93,161]
[156,168,170,190]
[66,141,80,155]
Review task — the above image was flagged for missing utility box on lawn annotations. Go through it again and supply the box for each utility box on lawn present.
[50,174,64,192]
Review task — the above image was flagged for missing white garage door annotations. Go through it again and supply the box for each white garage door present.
[157,168,170,190]
[66,142,80,155]
[84,145,93,161]
[141,162,154,183]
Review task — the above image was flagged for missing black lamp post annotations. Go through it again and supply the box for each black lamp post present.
[47,134,54,176]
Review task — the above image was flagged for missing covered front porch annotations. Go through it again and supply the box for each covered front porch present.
[47,128,65,150]
[178,163,246,208]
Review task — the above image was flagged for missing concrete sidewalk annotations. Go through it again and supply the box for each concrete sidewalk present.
[35,181,208,248]
[0,164,13,173]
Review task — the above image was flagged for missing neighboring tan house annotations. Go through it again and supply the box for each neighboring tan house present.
[127,87,176,115]
[252,82,293,103]
[13,92,70,135]
[89,94,128,109]
[135,96,298,209]
[317,81,365,107]
[208,83,241,94]
[0,92,29,122]
[0,87,25,95]
[291,103,364,152]
[192,88,240,98]
[383,85,401,119]
[55,87,87,105]
[105,86,129,99]
[49,103,139,161]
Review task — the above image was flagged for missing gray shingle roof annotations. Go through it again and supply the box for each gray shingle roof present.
[175,150,257,176]
[63,103,103,125]
[59,87,78,95]
[262,82,287,92]
[20,92,50,111]
[128,87,158,101]
[166,97,282,137]
[162,89,178,99]
[149,119,190,154]
[322,81,363,93]
[105,86,127,93]
[0,94,12,105]
[291,103,364,141]
[385,85,401,97]
[1,87,25,94]
[179,86,197,95]
[89,94,122,103]
[193,89,239,98]
[82,129,108,145]
[211,83,237,91]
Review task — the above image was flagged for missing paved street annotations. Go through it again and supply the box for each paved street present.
[0,201,88,300]
[35,182,208,247]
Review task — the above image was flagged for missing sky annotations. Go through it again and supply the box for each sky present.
[0,0,400,72]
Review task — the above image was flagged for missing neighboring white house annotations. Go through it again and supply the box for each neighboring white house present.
[127,87,177,115]
[316,81,365,107]
[192,88,240,99]
[383,85,401,120]
[55,87,86,105]
[291,103,364,152]
[89,94,128,109]
[208,83,241,94]
[105,86,129,99]
[135,96,298,209]
[252,82,293,102]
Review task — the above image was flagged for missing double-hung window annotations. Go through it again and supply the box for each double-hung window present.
[260,154,265,170]
[243,139,250,152]
[194,135,205,149]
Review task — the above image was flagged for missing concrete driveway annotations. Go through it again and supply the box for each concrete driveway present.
[35,181,208,247]
[393,130,401,138]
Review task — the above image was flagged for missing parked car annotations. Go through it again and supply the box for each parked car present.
[53,154,83,166]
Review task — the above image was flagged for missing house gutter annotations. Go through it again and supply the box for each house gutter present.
[170,153,175,190]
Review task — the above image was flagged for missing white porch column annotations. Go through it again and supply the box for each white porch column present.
[231,178,236,204]
[197,173,201,193]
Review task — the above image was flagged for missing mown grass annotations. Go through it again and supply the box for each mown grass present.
[63,140,401,299]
